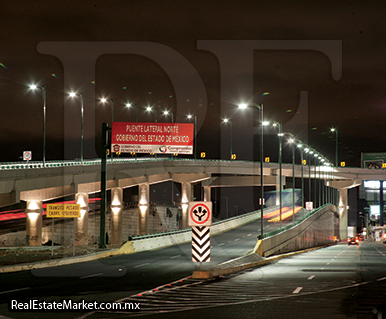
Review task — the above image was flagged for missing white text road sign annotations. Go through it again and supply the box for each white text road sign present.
[188,201,212,227]
[46,204,81,218]
[112,122,194,154]
[192,226,210,262]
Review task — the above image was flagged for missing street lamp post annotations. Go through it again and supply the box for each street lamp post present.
[297,143,305,218]
[187,115,197,159]
[101,98,114,162]
[146,106,157,158]
[238,103,264,239]
[330,128,338,207]
[70,93,84,165]
[273,123,283,230]
[287,136,296,224]
[282,132,298,224]
[126,103,138,160]
[30,85,46,166]
[318,157,322,207]
[164,111,174,159]
[223,118,232,160]
[126,103,138,122]
[330,128,338,168]
[258,104,264,239]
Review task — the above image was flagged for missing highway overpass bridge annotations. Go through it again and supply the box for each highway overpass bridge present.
[0,157,385,246]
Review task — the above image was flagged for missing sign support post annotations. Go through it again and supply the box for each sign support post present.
[51,217,54,256]
[46,204,81,255]
[189,202,212,266]
[73,218,76,256]
[100,123,111,249]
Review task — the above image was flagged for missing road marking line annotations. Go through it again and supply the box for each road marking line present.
[326,263,330,265]
[0,287,30,295]
[234,238,240,241]
[218,243,225,246]
[170,255,181,259]
[80,273,103,279]
[134,263,149,268]
[247,234,252,236]
[293,287,303,294]
[377,277,386,281]
[308,275,315,280]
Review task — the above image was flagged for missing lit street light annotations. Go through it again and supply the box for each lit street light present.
[223,118,233,160]
[163,110,174,123]
[164,110,174,158]
[272,122,283,230]
[126,103,138,122]
[146,105,157,122]
[101,98,114,162]
[146,106,157,158]
[330,127,338,206]
[238,103,264,239]
[330,128,338,168]
[187,114,197,159]
[69,92,84,165]
[286,134,296,224]
[29,84,46,167]
[297,142,305,217]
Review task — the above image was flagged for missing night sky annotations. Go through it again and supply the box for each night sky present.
[1,1,385,167]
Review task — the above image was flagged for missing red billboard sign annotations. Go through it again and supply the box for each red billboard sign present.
[112,122,194,154]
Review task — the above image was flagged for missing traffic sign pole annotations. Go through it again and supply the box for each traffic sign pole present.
[51,217,54,256]
[189,202,212,266]
[100,123,111,249]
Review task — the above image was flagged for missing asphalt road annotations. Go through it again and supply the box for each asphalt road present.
[0,211,309,319]
[102,241,386,319]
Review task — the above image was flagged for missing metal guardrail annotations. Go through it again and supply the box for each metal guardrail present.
[129,204,335,242]
[129,206,286,241]
[0,157,360,172]
[262,204,334,239]
[0,157,259,171]
[130,208,265,241]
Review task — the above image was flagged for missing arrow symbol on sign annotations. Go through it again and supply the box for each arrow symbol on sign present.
[193,206,207,221]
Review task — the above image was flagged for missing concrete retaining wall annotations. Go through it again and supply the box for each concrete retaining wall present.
[0,205,180,247]
[130,207,277,253]
[262,205,337,257]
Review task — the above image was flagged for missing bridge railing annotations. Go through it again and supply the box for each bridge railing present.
[0,157,260,170]
[262,204,335,239]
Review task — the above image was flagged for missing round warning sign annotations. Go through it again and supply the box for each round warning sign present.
[188,201,212,227]
[23,151,32,161]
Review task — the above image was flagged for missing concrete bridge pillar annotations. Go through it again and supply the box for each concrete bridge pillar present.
[180,182,193,229]
[203,186,211,202]
[138,183,150,235]
[26,200,43,246]
[338,188,348,241]
[110,187,123,245]
[181,182,192,229]
[75,193,89,245]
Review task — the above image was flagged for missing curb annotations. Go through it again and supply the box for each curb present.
[0,248,125,274]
